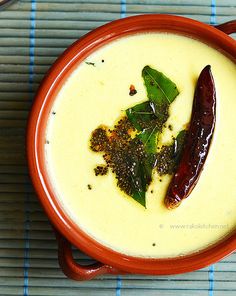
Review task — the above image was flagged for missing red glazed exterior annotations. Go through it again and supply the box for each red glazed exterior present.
[27,15,236,280]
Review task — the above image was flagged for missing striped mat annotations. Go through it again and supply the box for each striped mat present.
[0,0,236,295]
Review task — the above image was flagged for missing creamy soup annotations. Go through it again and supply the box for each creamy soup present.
[45,33,236,258]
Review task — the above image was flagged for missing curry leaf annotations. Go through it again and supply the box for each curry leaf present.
[137,126,159,154]
[126,101,156,131]
[132,190,146,207]
[130,155,156,208]
[126,66,180,207]
[142,65,179,106]
[128,156,148,208]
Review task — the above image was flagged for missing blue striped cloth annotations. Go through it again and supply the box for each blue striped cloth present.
[0,1,235,295]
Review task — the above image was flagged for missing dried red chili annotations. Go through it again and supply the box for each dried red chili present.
[164,65,216,209]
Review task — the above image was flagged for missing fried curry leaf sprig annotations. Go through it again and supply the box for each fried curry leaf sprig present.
[90,66,180,207]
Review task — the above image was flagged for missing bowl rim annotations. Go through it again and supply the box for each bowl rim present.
[26,14,236,275]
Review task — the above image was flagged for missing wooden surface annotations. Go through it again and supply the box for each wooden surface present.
[0,0,235,295]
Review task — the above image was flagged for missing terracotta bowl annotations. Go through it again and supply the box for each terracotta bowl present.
[26,14,236,280]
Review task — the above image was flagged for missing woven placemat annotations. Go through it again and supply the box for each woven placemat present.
[0,0,235,295]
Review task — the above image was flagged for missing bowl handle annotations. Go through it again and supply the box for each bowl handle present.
[215,20,236,35]
[55,231,124,280]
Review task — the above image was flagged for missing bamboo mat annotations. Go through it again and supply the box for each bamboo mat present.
[0,0,236,295]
